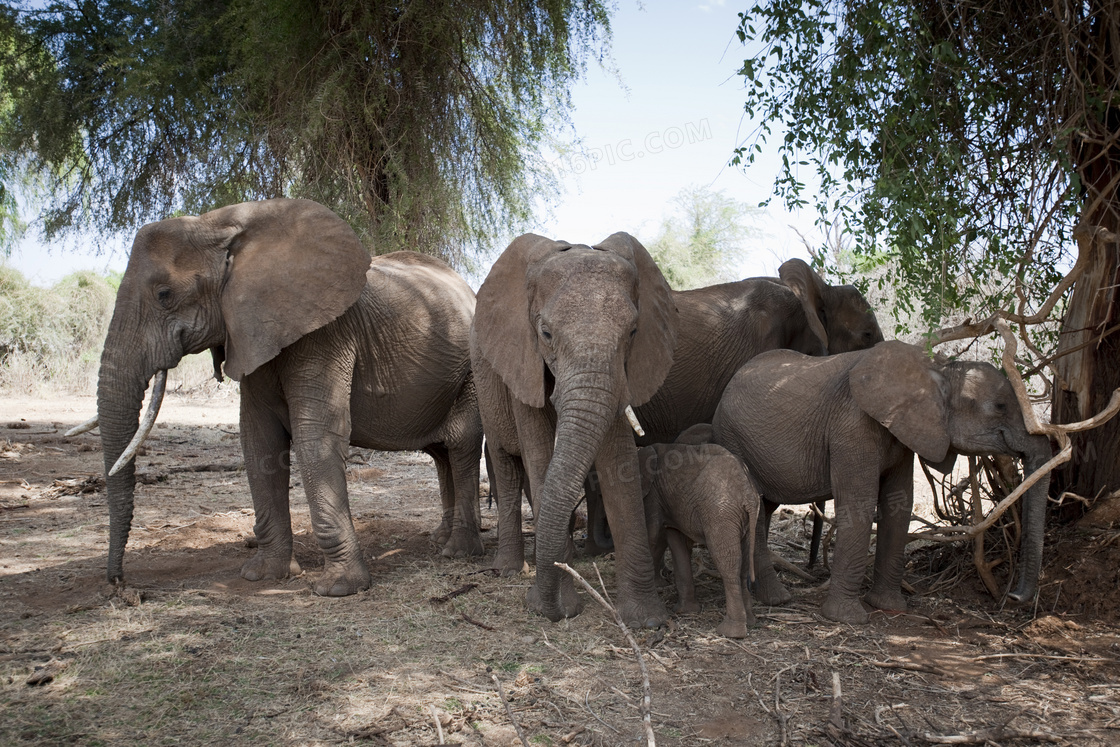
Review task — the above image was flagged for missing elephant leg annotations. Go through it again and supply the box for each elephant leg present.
[491,447,529,575]
[821,459,880,624]
[582,470,613,556]
[427,445,456,547]
[595,418,668,628]
[239,373,302,582]
[288,370,370,597]
[864,459,913,613]
[440,435,484,558]
[753,499,792,605]
[709,526,755,639]
[808,499,826,568]
[665,528,699,614]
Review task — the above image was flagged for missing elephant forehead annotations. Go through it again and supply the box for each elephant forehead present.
[959,364,1004,401]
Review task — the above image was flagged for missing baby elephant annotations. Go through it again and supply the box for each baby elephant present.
[637,442,760,638]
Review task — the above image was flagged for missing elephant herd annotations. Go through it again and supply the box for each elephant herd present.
[84,198,1052,634]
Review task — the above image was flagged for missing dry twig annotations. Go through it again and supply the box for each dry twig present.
[555,562,656,746]
[491,673,530,747]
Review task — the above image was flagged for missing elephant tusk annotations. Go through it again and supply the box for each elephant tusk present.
[624,405,645,437]
[109,369,168,477]
[65,414,100,437]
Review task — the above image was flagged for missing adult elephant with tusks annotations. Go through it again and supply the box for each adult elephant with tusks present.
[471,232,678,627]
[79,198,483,596]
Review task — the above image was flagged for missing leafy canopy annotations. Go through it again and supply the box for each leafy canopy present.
[733,0,1113,337]
[0,0,612,265]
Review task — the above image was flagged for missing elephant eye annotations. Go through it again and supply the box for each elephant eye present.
[156,287,172,307]
[540,326,552,341]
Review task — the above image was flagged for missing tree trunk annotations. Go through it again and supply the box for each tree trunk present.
[1050,1,1120,513]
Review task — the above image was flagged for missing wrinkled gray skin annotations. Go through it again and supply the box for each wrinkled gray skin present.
[98,198,483,596]
[713,340,1053,624]
[638,442,761,638]
[585,260,884,554]
[471,232,679,627]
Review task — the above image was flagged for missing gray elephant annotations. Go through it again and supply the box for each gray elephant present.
[638,442,761,638]
[585,259,883,554]
[92,198,483,596]
[471,232,678,627]
[713,340,1052,624]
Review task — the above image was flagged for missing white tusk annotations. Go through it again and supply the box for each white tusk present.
[65,414,100,437]
[109,369,168,477]
[624,405,645,437]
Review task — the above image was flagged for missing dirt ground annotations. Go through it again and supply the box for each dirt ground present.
[2,390,1120,746]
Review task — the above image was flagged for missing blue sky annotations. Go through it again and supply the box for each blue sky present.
[5,1,815,286]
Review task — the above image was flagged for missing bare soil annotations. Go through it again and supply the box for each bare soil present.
[2,391,1119,746]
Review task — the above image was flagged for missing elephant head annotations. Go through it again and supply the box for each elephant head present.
[96,198,371,584]
[779,258,883,355]
[849,340,1052,603]
[474,232,678,621]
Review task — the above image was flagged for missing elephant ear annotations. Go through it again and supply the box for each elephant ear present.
[595,232,679,406]
[474,233,565,408]
[210,199,371,381]
[849,340,951,462]
[779,258,829,355]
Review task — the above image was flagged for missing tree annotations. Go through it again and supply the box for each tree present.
[734,1,1120,508]
[644,185,762,290]
[0,0,611,265]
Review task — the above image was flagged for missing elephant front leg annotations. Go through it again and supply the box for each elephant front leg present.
[489,445,530,576]
[596,421,669,628]
[821,462,881,624]
[863,460,913,614]
[289,365,371,596]
[239,377,302,582]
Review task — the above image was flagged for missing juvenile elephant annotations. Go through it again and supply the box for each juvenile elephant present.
[713,340,1052,624]
[585,260,883,553]
[472,232,678,627]
[638,442,761,638]
[92,198,483,596]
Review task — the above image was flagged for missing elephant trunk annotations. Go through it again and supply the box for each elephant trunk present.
[97,341,160,584]
[1007,434,1053,603]
[534,369,620,621]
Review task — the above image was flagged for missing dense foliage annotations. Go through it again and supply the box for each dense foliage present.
[734,0,1114,334]
[0,0,611,264]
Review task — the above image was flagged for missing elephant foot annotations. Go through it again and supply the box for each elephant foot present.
[493,548,528,577]
[312,561,372,597]
[754,576,793,606]
[821,594,870,624]
[864,588,907,614]
[527,580,585,621]
[241,551,301,582]
[617,593,669,629]
[432,520,452,547]
[441,528,485,558]
[715,614,755,639]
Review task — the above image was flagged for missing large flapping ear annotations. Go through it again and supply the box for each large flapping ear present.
[474,233,565,408]
[595,232,679,406]
[849,340,951,462]
[210,198,371,380]
[779,258,829,354]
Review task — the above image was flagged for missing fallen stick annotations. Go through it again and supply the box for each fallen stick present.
[829,671,843,730]
[770,552,815,581]
[556,562,656,746]
[974,653,1113,663]
[491,673,530,747]
[429,705,445,745]
[918,727,1061,744]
